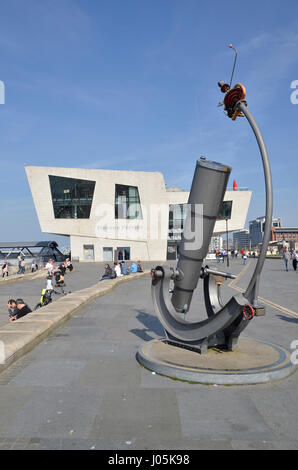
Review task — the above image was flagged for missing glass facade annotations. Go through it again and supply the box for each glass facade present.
[49,175,95,219]
[168,204,187,240]
[115,184,142,219]
[249,217,265,246]
[117,247,130,261]
[167,204,188,260]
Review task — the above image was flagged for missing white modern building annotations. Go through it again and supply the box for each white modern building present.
[25,165,252,262]
[208,236,223,252]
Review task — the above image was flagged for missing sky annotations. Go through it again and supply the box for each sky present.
[0,0,298,248]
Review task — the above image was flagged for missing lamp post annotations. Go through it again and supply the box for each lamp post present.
[225,217,229,267]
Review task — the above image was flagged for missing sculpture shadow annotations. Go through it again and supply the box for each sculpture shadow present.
[130,310,164,342]
[276,314,298,324]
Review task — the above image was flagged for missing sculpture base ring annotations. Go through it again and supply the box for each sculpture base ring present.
[137,338,296,385]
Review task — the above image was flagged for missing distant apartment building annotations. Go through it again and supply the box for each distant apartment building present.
[233,229,250,250]
[249,216,281,248]
[209,235,223,252]
[272,227,298,250]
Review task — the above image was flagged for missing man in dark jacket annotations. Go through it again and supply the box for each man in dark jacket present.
[9,299,32,322]
[100,264,113,281]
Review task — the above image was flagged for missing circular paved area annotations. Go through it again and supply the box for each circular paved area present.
[137,338,295,384]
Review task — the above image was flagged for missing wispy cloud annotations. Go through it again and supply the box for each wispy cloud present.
[236,28,298,109]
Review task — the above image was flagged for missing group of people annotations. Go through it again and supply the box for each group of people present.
[100,260,143,281]
[44,257,74,294]
[282,248,298,272]
[45,257,73,276]
[5,256,144,320]
[215,249,256,265]
[1,257,26,277]
[1,256,75,280]
[7,298,32,322]
[215,250,227,263]
[5,257,74,321]
[215,249,243,263]
[1,256,39,278]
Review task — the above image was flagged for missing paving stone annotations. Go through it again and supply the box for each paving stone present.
[176,389,275,441]
[0,387,103,439]
[8,359,87,387]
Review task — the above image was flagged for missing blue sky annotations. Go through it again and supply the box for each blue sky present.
[0,0,297,247]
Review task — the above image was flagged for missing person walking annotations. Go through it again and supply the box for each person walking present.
[17,254,22,274]
[292,251,298,272]
[20,258,26,275]
[243,251,247,265]
[2,261,9,277]
[31,259,36,273]
[283,248,291,272]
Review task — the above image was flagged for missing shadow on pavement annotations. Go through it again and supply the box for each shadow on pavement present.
[276,314,298,324]
[130,310,164,341]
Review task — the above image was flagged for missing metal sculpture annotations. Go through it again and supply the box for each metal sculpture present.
[151,45,273,354]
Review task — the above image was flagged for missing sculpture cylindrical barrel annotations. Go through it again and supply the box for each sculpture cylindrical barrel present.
[171,158,231,313]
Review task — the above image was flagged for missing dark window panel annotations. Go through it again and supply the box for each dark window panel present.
[168,204,187,240]
[49,175,96,219]
[217,200,233,220]
[115,184,142,220]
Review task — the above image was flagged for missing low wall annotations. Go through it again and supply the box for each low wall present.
[0,270,150,373]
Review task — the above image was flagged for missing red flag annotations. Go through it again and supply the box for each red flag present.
[233,180,238,191]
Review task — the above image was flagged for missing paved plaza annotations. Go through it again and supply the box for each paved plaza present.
[0,257,297,450]
[0,262,153,328]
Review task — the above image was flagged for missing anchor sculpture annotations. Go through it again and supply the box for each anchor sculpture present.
[150,45,273,354]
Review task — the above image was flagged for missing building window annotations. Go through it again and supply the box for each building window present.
[117,247,130,261]
[217,201,233,220]
[168,204,187,240]
[83,245,94,260]
[49,175,95,219]
[115,184,142,219]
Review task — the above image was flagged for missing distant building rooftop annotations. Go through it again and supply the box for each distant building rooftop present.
[0,241,58,249]
[0,241,65,262]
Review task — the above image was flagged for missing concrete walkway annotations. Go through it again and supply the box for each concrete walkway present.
[0,265,151,372]
[0,268,45,286]
[0,262,155,328]
[0,258,297,449]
